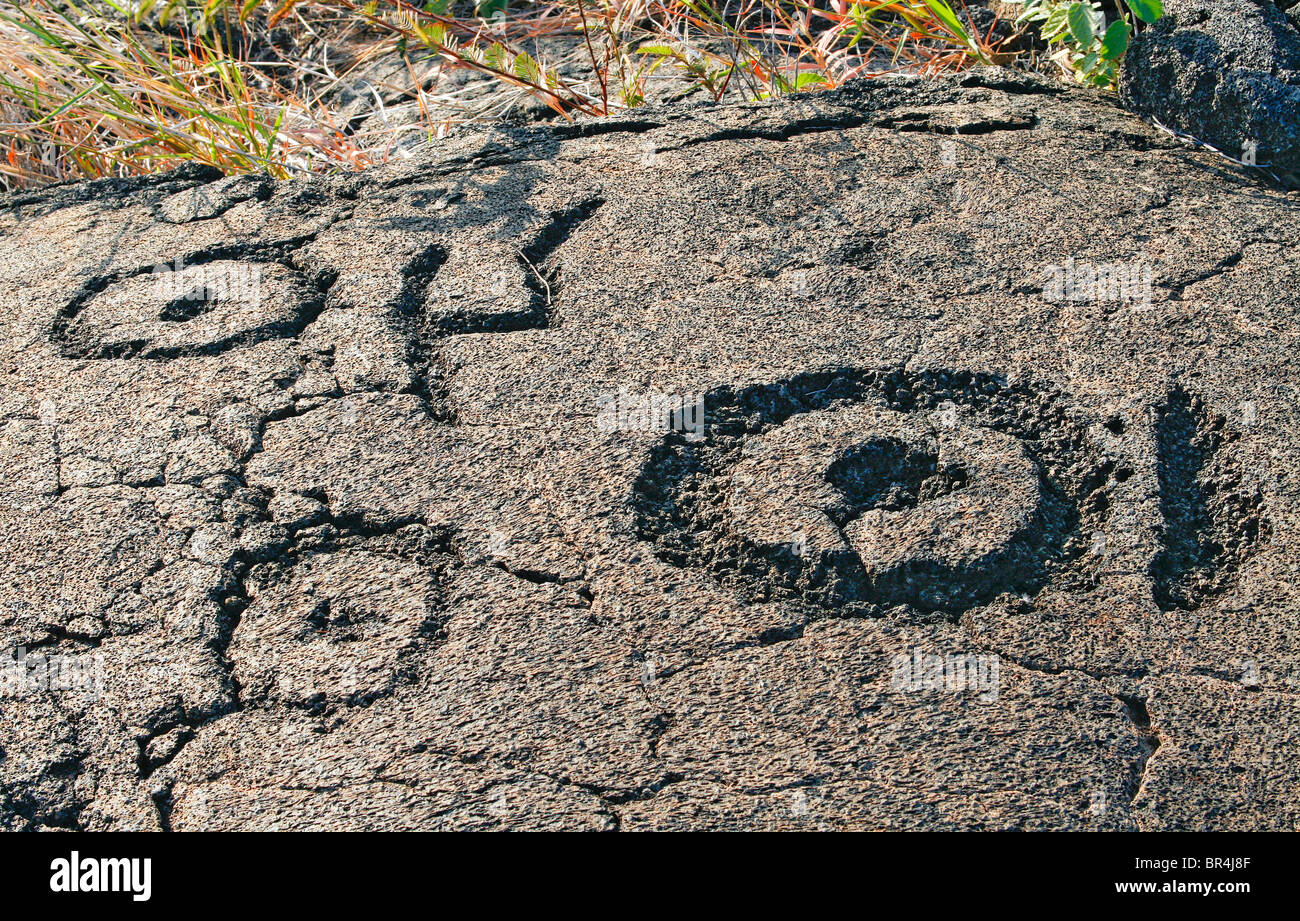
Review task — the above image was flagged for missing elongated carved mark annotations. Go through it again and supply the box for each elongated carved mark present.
[1151,388,1269,611]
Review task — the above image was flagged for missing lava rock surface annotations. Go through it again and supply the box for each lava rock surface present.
[1,70,1297,830]
[1122,0,1300,187]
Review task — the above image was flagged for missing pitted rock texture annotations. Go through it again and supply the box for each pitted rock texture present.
[56,260,324,360]
[722,399,1046,613]
[1121,0,1300,188]
[1,70,1298,831]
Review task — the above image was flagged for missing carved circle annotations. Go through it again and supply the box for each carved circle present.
[632,369,1115,618]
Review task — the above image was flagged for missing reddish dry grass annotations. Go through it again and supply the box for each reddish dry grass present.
[0,0,1013,188]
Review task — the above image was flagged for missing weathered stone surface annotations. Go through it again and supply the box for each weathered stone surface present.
[1121,0,1300,187]
[1,69,1298,830]
[58,260,323,361]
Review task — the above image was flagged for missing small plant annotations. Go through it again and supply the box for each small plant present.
[1009,0,1162,88]
[0,0,1012,189]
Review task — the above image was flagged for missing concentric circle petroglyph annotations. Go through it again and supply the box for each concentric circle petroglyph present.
[2,71,1296,831]
[727,400,1045,611]
[634,368,1269,621]
[54,260,324,360]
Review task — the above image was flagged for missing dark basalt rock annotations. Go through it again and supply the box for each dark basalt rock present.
[1,71,1298,831]
[1121,0,1300,187]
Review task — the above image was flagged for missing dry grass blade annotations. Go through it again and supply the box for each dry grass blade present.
[0,0,1010,189]
[0,0,375,186]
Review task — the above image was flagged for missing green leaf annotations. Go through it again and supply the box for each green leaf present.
[636,43,679,57]
[264,106,285,161]
[794,72,828,89]
[1067,2,1095,46]
[420,22,447,47]
[482,42,507,70]
[1100,20,1130,60]
[513,50,540,84]
[1084,57,1118,88]
[32,85,98,127]
[920,0,971,44]
[1041,6,1071,41]
[1125,0,1163,24]
[920,0,981,57]
[477,0,508,21]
